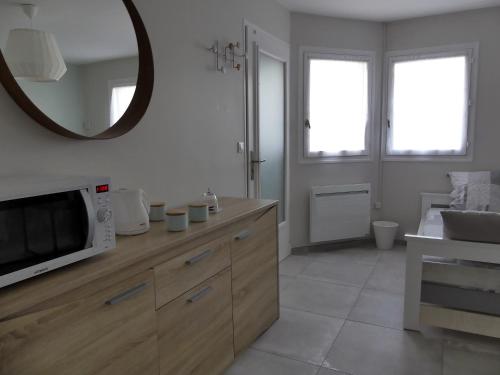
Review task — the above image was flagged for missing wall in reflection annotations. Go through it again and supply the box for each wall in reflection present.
[17,56,138,136]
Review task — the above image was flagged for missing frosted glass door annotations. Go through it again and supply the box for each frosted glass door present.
[258,53,285,223]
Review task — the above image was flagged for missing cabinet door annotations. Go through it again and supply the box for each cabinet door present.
[231,206,279,354]
[154,236,231,309]
[0,271,158,375]
[158,269,234,375]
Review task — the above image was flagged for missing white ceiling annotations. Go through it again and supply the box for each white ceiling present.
[276,0,500,21]
[0,0,137,64]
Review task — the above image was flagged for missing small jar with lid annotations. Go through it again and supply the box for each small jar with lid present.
[166,209,188,232]
[189,203,209,223]
[149,202,166,222]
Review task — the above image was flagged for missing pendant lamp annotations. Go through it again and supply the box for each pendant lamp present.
[5,4,67,82]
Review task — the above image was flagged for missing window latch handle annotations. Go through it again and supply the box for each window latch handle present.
[305,119,311,129]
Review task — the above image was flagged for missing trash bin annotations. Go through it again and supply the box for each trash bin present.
[373,221,399,250]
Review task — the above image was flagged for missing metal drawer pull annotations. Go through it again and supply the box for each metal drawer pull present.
[187,286,213,303]
[105,283,148,306]
[185,249,213,266]
[234,229,251,241]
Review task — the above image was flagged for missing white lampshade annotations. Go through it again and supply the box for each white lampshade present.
[5,28,67,82]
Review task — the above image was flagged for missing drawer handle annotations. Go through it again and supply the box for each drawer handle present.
[234,229,251,241]
[185,249,213,266]
[187,286,213,303]
[105,283,148,306]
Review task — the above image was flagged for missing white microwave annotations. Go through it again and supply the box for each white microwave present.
[0,176,116,288]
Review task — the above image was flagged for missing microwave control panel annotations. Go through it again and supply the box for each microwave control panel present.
[94,187,116,250]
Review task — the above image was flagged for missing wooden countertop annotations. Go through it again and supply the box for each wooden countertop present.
[0,197,277,320]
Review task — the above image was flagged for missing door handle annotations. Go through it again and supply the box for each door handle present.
[234,229,251,241]
[185,249,213,266]
[187,286,213,303]
[105,283,148,306]
[251,159,266,164]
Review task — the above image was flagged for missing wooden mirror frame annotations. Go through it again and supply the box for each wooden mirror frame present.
[0,0,154,140]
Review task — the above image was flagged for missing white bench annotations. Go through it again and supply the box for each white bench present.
[404,193,500,338]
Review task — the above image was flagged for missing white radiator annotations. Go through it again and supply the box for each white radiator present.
[310,184,371,243]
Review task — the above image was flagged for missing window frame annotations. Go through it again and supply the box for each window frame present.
[108,77,137,128]
[383,43,479,162]
[299,47,376,164]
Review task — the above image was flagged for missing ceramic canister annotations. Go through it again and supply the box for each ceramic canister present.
[189,203,209,223]
[149,202,166,222]
[166,209,188,232]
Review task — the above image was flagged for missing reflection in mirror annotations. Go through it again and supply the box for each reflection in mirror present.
[0,0,138,137]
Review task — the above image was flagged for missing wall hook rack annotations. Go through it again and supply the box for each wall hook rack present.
[207,40,246,74]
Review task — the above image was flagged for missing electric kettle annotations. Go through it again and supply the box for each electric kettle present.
[111,189,150,235]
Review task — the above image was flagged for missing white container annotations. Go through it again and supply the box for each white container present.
[189,203,209,223]
[166,210,188,232]
[111,188,150,235]
[373,221,399,250]
[202,189,220,214]
[149,202,166,222]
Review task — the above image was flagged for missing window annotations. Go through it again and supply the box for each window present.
[385,44,478,159]
[109,79,136,126]
[302,49,374,162]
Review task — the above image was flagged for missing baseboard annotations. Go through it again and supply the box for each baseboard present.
[292,238,375,255]
[291,238,407,255]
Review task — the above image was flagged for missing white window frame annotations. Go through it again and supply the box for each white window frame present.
[383,43,479,162]
[108,77,137,127]
[299,47,376,164]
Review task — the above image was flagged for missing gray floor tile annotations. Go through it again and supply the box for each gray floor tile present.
[348,288,404,329]
[379,247,407,266]
[280,255,311,276]
[307,247,380,265]
[235,244,500,374]
[279,275,295,293]
[420,326,500,356]
[323,321,442,375]
[365,260,405,294]
[443,346,500,375]
[302,260,374,287]
[252,307,344,366]
[224,349,319,375]
[280,276,360,318]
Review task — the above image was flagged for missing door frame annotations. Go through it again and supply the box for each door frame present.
[244,20,290,260]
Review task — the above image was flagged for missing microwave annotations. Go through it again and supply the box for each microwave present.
[0,176,116,288]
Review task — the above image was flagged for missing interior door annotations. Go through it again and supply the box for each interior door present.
[245,23,290,260]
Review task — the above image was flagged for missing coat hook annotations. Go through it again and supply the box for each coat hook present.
[207,40,244,74]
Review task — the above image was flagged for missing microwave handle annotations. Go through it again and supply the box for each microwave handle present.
[81,189,96,249]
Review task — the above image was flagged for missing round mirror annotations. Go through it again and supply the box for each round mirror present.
[0,0,153,139]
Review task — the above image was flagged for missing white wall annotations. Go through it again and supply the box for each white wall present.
[17,64,86,134]
[0,1,290,208]
[382,7,500,236]
[289,13,384,247]
[289,8,500,247]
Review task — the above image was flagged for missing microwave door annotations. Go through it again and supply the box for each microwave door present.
[80,189,96,249]
[0,190,92,278]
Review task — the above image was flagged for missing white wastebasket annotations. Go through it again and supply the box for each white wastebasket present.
[373,221,399,250]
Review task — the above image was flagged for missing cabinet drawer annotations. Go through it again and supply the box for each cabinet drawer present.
[231,206,279,354]
[154,236,231,308]
[0,271,158,375]
[158,268,234,375]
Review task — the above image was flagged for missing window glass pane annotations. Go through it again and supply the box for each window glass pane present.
[110,85,136,126]
[308,59,368,154]
[259,53,286,223]
[389,56,468,154]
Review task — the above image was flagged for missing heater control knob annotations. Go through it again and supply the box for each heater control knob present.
[97,208,112,223]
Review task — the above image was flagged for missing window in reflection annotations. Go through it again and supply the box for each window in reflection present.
[110,81,136,126]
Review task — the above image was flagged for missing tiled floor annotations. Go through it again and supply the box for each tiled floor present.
[225,244,500,375]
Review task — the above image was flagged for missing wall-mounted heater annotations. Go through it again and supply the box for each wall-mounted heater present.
[310,184,371,243]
